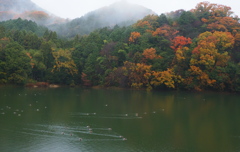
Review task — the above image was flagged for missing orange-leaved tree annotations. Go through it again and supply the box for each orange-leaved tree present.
[142,48,162,62]
[170,36,192,51]
[192,2,233,18]
[129,32,141,44]
[193,2,240,33]
[152,25,179,41]
[133,14,159,33]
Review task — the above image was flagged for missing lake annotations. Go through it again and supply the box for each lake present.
[0,86,240,152]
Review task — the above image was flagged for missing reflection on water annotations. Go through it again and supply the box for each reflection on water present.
[0,86,240,152]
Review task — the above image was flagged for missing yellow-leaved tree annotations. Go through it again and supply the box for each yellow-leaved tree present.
[150,68,183,89]
[123,61,152,89]
[186,31,235,91]
[51,48,78,76]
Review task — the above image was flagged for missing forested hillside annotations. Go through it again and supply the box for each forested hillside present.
[0,2,240,92]
[1,0,155,37]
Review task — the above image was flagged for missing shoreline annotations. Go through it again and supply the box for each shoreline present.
[0,84,238,95]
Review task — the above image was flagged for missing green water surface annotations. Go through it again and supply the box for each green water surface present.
[0,86,240,152]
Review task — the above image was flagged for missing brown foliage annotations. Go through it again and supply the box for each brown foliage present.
[152,25,179,41]
[192,2,233,17]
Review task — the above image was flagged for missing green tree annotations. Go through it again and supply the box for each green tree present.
[158,13,169,27]
[3,42,31,84]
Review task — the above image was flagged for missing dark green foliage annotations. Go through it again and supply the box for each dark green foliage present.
[158,14,169,26]
[177,11,200,38]
[0,25,6,38]
[0,18,47,36]
[2,42,31,84]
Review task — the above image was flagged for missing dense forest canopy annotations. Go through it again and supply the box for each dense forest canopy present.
[0,1,240,92]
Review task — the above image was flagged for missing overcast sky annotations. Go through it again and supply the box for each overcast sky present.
[31,0,240,19]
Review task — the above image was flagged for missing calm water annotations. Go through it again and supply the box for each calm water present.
[0,86,240,152]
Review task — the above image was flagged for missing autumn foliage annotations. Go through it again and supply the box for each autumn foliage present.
[142,48,162,61]
[152,25,179,41]
[170,36,192,51]
[129,32,141,43]
[151,68,183,89]
[1,2,240,92]
[51,48,78,76]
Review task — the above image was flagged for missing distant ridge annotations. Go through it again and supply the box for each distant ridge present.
[1,0,156,37]
[0,0,66,25]
[84,1,155,26]
[0,0,43,12]
[49,1,156,37]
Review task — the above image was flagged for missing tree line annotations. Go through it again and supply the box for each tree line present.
[0,2,240,92]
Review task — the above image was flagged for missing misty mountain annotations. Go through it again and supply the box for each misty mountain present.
[0,0,43,12]
[49,1,156,38]
[0,0,66,25]
[1,0,155,38]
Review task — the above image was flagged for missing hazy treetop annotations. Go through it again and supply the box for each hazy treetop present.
[30,0,240,19]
